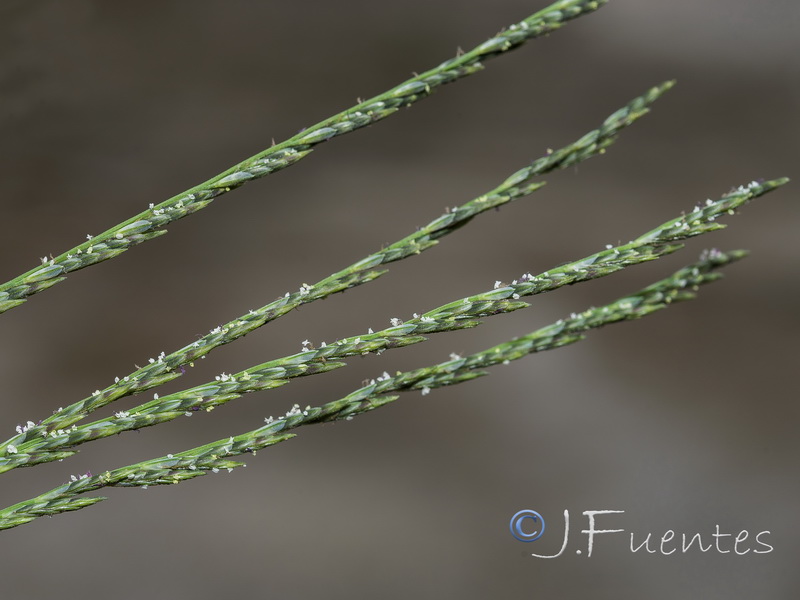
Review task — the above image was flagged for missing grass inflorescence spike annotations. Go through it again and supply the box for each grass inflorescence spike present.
[0,82,671,469]
[0,176,785,474]
[0,0,606,315]
[0,245,742,531]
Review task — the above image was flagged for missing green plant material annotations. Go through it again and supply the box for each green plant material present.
[0,0,789,536]
[0,175,786,475]
[0,82,673,468]
[0,247,744,531]
[0,432,296,531]
[0,0,607,315]
[397,248,750,391]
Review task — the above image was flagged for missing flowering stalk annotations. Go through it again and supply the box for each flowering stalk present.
[0,81,672,463]
[0,0,606,315]
[0,247,744,531]
[390,248,749,393]
[0,175,786,474]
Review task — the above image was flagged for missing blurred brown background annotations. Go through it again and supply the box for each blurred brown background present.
[0,1,798,598]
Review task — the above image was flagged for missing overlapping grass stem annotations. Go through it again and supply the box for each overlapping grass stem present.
[0,0,788,530]
[0,81,676,471]
[0,247,755,530]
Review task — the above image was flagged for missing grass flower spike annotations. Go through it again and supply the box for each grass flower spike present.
[0,0,788,533]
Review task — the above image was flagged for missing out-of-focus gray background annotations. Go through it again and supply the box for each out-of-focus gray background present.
[0,1,797,597]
